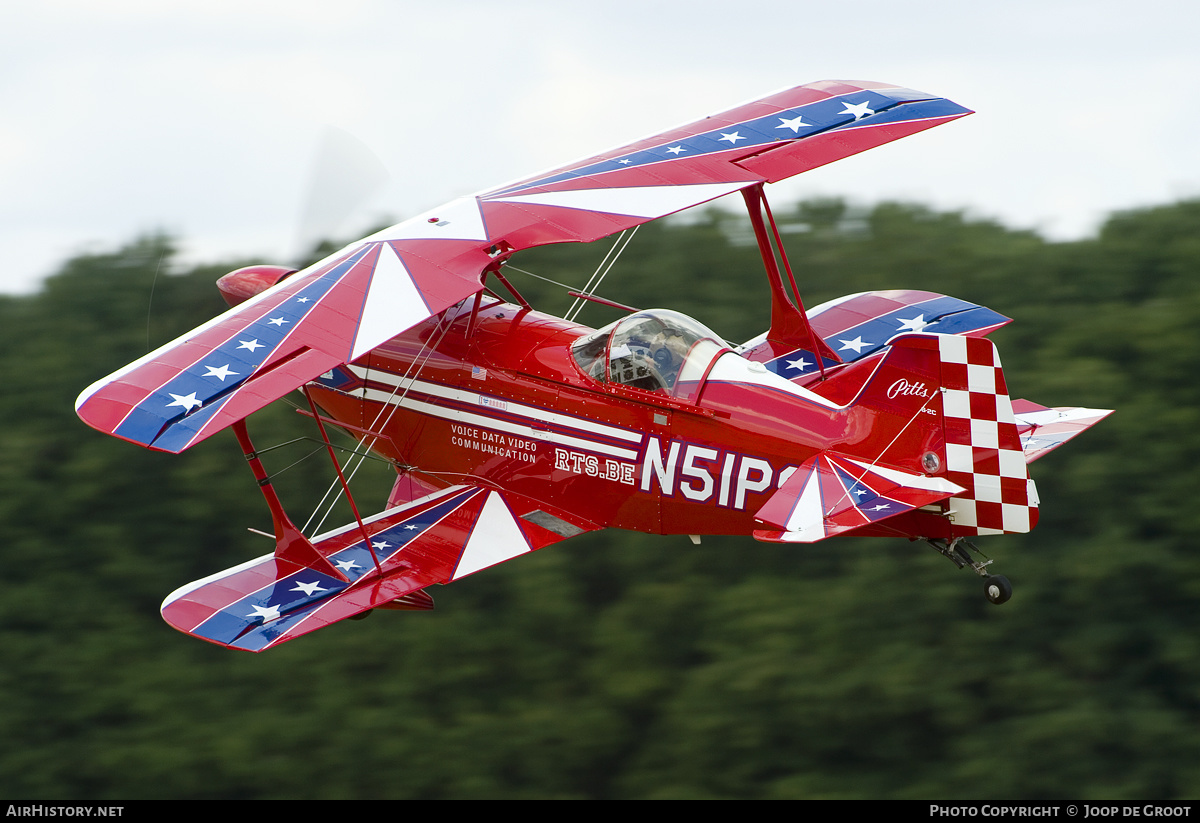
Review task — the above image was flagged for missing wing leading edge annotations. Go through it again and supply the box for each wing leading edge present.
[75,237,495,452]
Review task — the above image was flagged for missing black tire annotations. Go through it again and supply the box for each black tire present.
[984,575,1013,605]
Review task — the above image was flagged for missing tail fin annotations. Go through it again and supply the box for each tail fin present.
[817,332,1039,537]
[933,334,1038,535]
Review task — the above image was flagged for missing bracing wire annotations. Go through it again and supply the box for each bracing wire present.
[299,226,642,535]
[502,266,577,292]
[565,230,625,319]
[564,226,638,322]
[820,389,947,518]
[301,309,459,537]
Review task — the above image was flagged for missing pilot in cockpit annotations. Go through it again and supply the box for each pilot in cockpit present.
[570,309,726,396]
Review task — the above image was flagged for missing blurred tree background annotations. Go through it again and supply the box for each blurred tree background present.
[2,197,1198,799]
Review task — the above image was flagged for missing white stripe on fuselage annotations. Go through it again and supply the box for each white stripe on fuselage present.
[349,368,644,461]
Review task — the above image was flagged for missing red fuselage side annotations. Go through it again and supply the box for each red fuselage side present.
[306,299,949,539]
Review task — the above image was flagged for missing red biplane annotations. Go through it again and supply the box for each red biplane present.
[76,80,1110,652]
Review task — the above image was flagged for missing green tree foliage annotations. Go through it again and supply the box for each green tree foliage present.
[2,199,1199,799]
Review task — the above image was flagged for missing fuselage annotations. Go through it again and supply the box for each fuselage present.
[305,297,943,538]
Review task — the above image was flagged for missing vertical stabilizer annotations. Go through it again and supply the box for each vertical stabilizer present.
[935,334,1038,535]
[829,332,1038,537]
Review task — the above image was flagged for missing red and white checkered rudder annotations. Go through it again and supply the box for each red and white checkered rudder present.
[936,334,1038,536]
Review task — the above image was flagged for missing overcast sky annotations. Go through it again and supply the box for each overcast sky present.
[3,0,1198,295]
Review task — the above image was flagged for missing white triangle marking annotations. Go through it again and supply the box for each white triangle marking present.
[351,243,429,361]
[488,181,751,219]
[453,492,532,579]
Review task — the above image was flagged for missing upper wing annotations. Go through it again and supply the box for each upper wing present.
[77,80,971,453]
[161,485,598,652]
[476,80,971,244]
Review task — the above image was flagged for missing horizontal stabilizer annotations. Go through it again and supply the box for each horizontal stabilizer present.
[753,452,963,544]
[162,485,597,652]
[1012,401,1113,462]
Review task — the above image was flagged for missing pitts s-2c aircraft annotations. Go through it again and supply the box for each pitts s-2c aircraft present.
[76,80,1111,652]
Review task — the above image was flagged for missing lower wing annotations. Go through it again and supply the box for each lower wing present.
[752,451,963,543]
[161,485,597,652]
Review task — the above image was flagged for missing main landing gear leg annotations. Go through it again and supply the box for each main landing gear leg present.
[926,538,1013,605]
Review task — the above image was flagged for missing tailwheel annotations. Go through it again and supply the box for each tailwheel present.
[983,574,1013,606]
[926,537,1014,605]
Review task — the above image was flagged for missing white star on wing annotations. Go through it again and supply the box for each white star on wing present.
[404,525,419,530]
[291,580,327,596]
[838,336,871,354]
[203,364,238,381]
[165,392,202,411]
[785,356,813,372]
[268,317,288,326]
[335,559,360,572]
[841,100,874,120]
[777,115,810,133]
[718,131,745,144]
[238,338,264,352]
[371,540,391,550]
[666,145,686,155]
[247,604,281,621]
[896,314,930,332]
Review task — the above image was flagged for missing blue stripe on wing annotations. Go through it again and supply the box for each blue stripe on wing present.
[824,296,1009,363]
[190,488,482,649]
[112,245,373,447]
[489,89,963,198]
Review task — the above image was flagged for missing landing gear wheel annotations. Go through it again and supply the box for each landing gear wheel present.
[925,538,1014,604]
[983,575,1012,605]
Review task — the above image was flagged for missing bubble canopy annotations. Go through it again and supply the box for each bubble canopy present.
[570,309,729,400]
